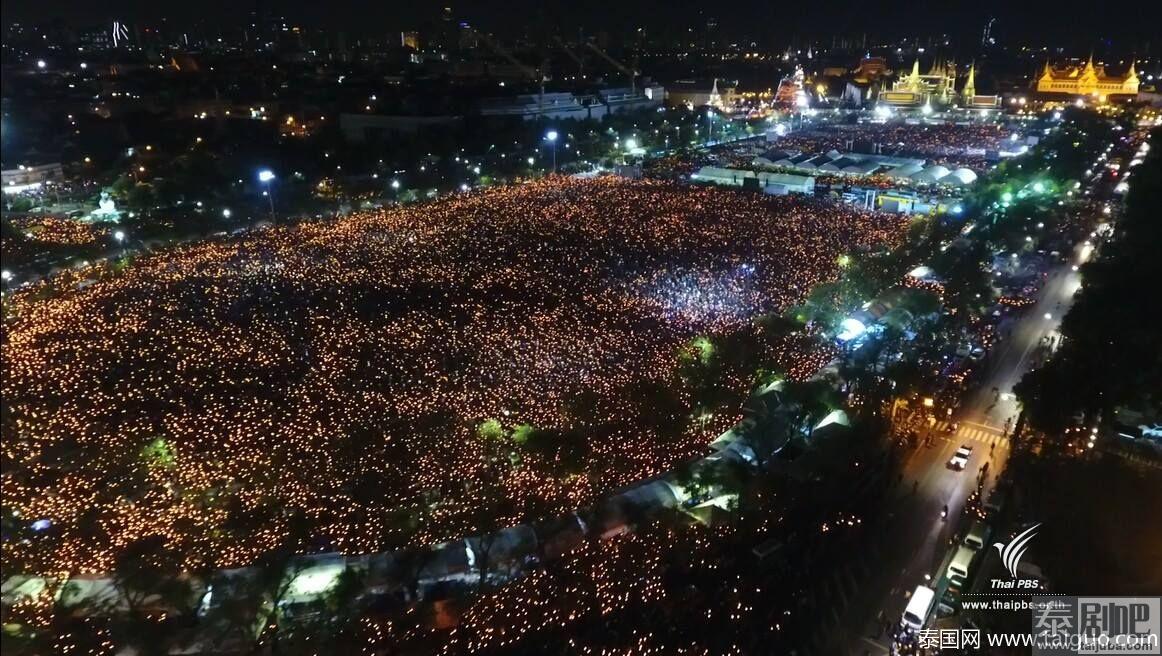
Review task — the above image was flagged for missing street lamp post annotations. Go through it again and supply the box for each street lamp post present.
[113,229,126,258]
[257,169,276,221]
[545,130,559,173]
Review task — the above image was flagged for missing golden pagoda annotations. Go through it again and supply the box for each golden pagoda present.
[886,57,958,105]
[962,62,976,101]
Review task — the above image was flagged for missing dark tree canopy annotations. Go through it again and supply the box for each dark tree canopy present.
[1017,127,1162,434]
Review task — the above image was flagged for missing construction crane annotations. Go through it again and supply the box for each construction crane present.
[584,42,639,93]
[470,27,549,116]
[471,29,547,86]
[553,36,586,80]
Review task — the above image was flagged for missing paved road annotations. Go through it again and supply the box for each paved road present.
[839,241,1089,655]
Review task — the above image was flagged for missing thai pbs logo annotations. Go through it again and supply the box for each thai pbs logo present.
[992,523,1043,589]
[995,523,1040,579]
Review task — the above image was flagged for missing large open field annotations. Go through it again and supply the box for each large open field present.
[2,177,908,573]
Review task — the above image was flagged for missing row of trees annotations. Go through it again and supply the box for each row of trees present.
[1016,126,1162,434]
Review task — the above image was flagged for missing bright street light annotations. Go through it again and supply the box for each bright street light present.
[545,131,559,172]
[257,170,276,219]
[113,230,126,242]
[222,208,232,219]
[391,179,401,190]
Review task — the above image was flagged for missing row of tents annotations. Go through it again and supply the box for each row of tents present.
[754,149,979,186]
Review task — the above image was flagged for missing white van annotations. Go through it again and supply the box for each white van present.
[963,520,991,551]
[946,545,976,583]
[901,585,936,632]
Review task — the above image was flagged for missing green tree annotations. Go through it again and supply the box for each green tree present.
[1016,126,1162,436]
[477,418,507,441]
[8,195,34,212]
[103,535,196,655]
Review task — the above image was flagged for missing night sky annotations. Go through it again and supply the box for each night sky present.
[1,0,1159,46]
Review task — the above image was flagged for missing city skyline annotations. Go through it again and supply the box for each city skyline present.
[3,0,1160,46]
[1,2,1159,653]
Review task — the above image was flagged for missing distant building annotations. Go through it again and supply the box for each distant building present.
[478,92,603,121]
[888,58,958,106]
[2,163,63,193]
[961,63,1000,108]
[597,87,662,114]
[666,79,737,110]
[852,57,891,81]
[774,67,807,107]
[1035,56,1139,97]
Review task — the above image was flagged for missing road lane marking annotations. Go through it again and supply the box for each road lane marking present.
[963,420,1004,433]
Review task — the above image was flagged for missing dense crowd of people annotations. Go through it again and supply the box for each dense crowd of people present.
[1,217,114,272]
[3,177,907,575]
[360,429,894,655]
[5,216,110,246]
[769,122,1010,169]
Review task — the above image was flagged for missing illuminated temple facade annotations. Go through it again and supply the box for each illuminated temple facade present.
[1035,56,1139,97]
[879,59,997,108]
[887,58,959,104]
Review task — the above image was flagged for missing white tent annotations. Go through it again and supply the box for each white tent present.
[886,162,925,179]
[948,168,978,185]
[910,165,951,183]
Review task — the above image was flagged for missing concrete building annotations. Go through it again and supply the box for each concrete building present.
[2,163,64,194]
[597,87,662,114]
[478,92,603,121]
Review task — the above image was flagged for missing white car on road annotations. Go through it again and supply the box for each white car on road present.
[948,445,973,470]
